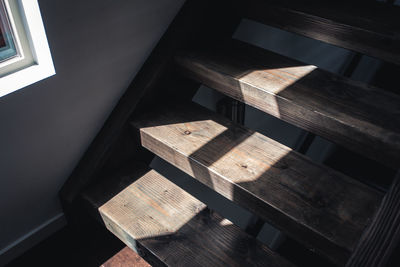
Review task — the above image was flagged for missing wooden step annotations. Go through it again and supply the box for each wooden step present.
[238,0,400,65]
[81,162,152,223]
[132,104,383,266]
[101,247,151,267]
[174,40,400,169]
[98,168,294,267]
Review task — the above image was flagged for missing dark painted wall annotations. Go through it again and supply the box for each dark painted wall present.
[0,0,184,263]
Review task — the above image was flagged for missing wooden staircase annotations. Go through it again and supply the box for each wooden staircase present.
[60,0,400,266]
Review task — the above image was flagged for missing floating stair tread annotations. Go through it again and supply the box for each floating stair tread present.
[239,0,400,65]
[99,169,293,267]
[175,40,400,169]
[81,162,151,223]
[101,247,151,267]
[132,103,383,265]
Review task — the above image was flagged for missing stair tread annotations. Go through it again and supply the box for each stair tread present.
[101,247,151,267]
[239,0,400,65]
[175,40,400,169]
[99,169,294,267]
[132,103,383,265]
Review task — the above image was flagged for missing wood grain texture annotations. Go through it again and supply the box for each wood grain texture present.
[240,0,400,65]
[346,171,400,267]
[132,104,383,266]
[175,40,400,169]
[59,0,241,207]
[99,170,294,267]
[81,161,151,223]
[101,247,151,267]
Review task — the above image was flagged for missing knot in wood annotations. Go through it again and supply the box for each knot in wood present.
[184,130,191,135]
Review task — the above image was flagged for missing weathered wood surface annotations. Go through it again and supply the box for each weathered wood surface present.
[81,161,151,223]
[175,40,400,169]
[346,171,400,267]
[99,170,294,267]
[59,0,241,207]
[101,247,151,267]
[132,104,383,265]
[239,0,400,65]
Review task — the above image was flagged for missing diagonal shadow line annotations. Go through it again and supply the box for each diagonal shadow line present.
[182,47,315,226]
[133,209,287,266]
[98,170,287,265]
[184,122,379,265]
[187,126,250,201]
[178,39,400,162]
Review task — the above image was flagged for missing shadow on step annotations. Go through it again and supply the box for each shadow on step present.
[116,207,293,267]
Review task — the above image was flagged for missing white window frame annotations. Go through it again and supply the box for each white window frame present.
[0,0,55,98]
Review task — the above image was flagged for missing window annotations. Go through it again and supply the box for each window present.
[0,0,54,97]
[0,1,18,62]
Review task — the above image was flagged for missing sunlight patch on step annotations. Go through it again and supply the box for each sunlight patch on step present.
[237,65,316,118]
[100,170,207,240]
[219,218,233,227]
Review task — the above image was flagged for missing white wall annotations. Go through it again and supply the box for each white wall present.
[0,0,185,264]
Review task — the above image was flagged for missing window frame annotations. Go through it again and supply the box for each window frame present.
[0,0,55,98]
